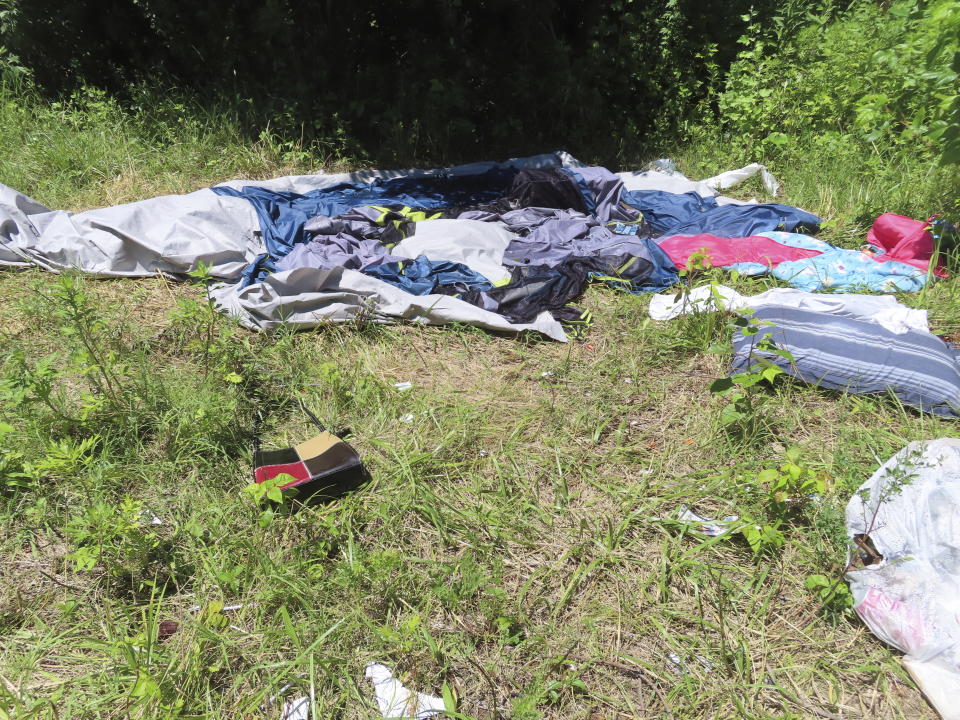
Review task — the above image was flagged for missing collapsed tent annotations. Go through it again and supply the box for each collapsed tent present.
[0,150,918,340]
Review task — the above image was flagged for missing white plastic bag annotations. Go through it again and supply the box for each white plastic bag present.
[702,162,780,196]
[845,438,960,719]
[364,663,445,719]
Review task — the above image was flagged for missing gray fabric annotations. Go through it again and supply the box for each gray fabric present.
[275,234,403,272]
[732,305,960,416]
[0,186,261,279]
[499,207,585,232]
[276,214,404,272]
[501,214,653,267]
[209,266,567,340]
[455,209,500,222]
[303,215,381,238]
[392,219,513,284]
[455,206,581,229]
[574,166,638,223]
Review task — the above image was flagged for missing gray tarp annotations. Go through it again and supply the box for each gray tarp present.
[209,266,567,340]
[0,185,261,278]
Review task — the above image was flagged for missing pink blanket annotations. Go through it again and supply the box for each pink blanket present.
[657,233,822,270]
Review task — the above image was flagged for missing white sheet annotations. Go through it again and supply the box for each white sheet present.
[648,284,929,335]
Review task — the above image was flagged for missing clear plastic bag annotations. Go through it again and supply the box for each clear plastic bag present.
[846,438,960,719]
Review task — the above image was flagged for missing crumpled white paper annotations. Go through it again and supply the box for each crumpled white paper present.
[280,696,310,720]
[364,662,446,719]
[675,505,739,537]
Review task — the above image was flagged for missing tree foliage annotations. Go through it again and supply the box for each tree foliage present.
[714,0,959,166]
[0,0,756,164]
[0,0,956,168]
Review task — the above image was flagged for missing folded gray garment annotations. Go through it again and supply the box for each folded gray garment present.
[733,305,960,416]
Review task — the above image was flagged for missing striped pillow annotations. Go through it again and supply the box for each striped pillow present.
[732,306,960,417]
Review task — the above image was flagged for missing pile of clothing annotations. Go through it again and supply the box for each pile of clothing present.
[0,151,946,341]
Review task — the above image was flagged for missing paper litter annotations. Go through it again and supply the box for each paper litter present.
[365,662,446,719]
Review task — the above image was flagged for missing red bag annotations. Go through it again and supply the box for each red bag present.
[867,213,947,278]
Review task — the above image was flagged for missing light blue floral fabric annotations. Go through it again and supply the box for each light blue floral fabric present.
[756,231,835,254]
[771,249,926,292]
[724,231,927,292]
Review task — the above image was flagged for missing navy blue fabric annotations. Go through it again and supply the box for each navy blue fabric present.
[622,190,719,235]
[212,168,517,273]
[587,245,679,295]
[363,256,494,296]
[239,253,277,287]
[622,190,821,238]
[562,169,598,214]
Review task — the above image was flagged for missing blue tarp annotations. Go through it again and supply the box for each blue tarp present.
[622,190,821,238]
[212,168,517,262]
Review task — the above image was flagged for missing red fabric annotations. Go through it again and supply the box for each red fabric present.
[657,234,822,270]
[254,460,310,487]
[867,213,947,278]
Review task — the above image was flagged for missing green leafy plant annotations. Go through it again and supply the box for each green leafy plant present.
[709,312,794,438]
[543,661,588,706]
[804,574,854,615]
[185,261,219,377]
[0,350,63,416]
[66,496,166,593]
[243,473,298,505]
[14,434,99,489]
[0,421,24,492]
[670,254,734,352]
[736,518,786,556]
[734,447,825,556]
[757,446,826,516]
[47,273,130,411]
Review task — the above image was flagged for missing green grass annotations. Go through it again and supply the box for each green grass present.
[0,86,958,719]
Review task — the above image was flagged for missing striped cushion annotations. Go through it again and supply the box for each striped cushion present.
[732,306,960,417]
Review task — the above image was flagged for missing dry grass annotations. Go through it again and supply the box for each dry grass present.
[0,264,953,719]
